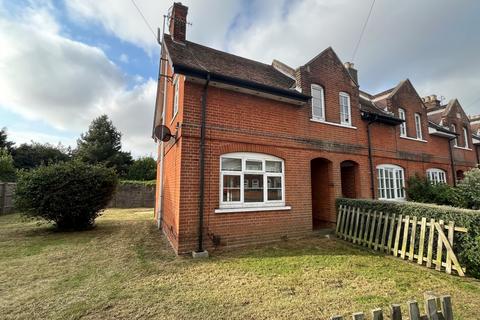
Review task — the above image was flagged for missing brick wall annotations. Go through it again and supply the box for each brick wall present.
[156,48,478,254]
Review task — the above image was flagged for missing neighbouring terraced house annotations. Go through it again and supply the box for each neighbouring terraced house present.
[152,2,480,255]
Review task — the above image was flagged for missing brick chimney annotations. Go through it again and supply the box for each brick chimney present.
[344,62,358,84]
[169,2,188,43]
[422,94,441,109]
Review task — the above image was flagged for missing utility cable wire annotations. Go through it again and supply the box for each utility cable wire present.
[351,0,376,62]
[130,0,158,43]
[465,95,480,109]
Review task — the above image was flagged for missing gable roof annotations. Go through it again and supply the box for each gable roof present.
[303,47,359,87]
[163,34,309,102]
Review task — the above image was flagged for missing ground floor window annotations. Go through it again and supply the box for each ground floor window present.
[427,168,446,184]
[220,152,284,208]
[377,164,405,200]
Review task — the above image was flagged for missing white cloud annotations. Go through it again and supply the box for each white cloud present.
[0,4,156,157]
[225,0,480,115]
[64,0,243,52]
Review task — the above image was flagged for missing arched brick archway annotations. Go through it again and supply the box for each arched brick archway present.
[340,160,360,199]
[456,170,465,181]
[311,157,334,230]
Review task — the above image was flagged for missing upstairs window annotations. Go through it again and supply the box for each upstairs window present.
[172,75,179,119]
[414,113,422,140]
[463,127,469,148]
[220,153,284,208]
[311,84,325,121]
[398,108,406,137]
[451,124,458,146]
[427,168,447,184]
[377,164,405,200]
[339,92,351,125]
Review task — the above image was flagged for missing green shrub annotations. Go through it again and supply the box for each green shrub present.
[125,157,157,180]
[15,161,118,230]
[457,168,480,210]
[405,175,462,207]
[119,180,156,186]
[336,198,480,278]
[0,149,16,182]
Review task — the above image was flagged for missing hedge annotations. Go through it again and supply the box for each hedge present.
[336,198,480,278]
[119,180,156,186]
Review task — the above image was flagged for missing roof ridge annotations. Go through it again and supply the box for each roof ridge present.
[166,34,280,70]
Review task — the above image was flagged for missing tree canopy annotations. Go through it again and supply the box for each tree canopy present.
[75,115,132,176]
[125,156,157,181]
[0,127,15,153]
[12,142,70,170]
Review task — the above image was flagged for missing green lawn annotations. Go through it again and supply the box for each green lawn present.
[1,209,479,320]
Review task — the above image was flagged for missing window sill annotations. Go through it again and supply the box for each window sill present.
[215,206,291,214]
[399,136,427,143]
[453,146,472,151]
[310,119,357,129]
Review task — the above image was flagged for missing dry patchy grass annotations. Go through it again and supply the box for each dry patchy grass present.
[1,209,479,319]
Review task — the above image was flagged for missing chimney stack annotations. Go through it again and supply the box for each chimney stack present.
[344,62,358,84]
[169,2,188,43]
[423,94,440,109]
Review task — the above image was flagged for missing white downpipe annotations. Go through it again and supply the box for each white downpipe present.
[157,56,168,229]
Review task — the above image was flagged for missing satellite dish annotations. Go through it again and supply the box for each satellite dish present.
[154,125,175,142]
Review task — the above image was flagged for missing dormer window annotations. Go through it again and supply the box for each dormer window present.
[398,108,406,137]
[311,84,325,121]
[339,92,351,125]
[414,113,422,140]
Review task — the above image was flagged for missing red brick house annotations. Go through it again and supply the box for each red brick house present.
[152,3,479,255]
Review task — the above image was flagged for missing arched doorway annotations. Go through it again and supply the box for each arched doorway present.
[456,170,465,181]
[311,158,333,230]
[340,160,360,198]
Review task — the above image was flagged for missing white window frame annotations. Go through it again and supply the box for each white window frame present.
[427,168,447,184]
[311,84,325,121]
[414,113,422,140]
[463,127,469,148]
[172,75,179,121]
[398,108,406,137]
[376,164,405,201]
[219,152,285,209]
[451,124,458,146]
[339,92,351,125]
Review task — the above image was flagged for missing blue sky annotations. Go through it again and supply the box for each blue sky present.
[1,0,479,156]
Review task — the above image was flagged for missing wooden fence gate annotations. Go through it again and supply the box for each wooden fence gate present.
[336,205,467,276]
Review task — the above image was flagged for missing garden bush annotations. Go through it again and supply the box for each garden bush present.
[336,198,480,279]
[457,168,480,210]
[405,175,463,207]
[15,161,118,230]
[0,149,16,182]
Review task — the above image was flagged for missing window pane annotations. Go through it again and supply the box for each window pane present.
[244,174,264,202]
[246,160,262,171]
[222,175,240,202]
[266,161,282,173]
[221,158,241,171]
[312,85,324,119]
[267,176,282,201]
